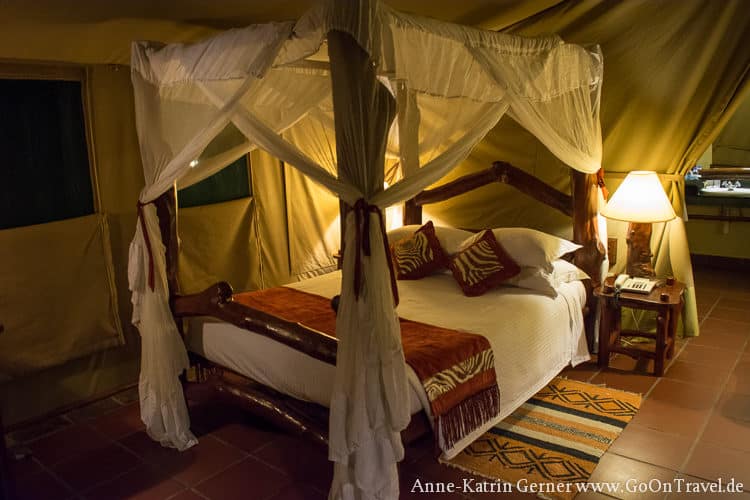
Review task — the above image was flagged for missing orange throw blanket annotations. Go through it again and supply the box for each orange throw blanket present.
[233,286,500,450]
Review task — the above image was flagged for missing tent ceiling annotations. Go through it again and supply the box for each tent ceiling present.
[0,0,561,65]
[1,0,559,30]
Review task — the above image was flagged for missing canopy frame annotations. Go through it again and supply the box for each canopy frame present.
[128,1,604,495]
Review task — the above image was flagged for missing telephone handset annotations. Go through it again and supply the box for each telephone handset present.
[614,274,658,294]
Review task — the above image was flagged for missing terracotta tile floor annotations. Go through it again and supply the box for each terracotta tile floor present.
[5,265,750,499]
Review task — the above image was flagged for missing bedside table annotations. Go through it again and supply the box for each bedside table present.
[595,277,685,376]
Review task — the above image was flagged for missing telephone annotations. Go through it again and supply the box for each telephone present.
[613,274,658,294]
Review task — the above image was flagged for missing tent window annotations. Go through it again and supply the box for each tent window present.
[0,78,94,230]
[178,155,252,208]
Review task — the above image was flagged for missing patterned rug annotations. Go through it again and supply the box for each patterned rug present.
[441,377,641,500]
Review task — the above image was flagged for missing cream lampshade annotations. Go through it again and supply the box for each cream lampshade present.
[602,171,676,277]
[601,171,676,223]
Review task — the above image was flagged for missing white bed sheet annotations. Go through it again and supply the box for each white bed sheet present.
[186,270,589,458]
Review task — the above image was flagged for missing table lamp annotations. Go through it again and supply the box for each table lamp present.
[600,171,676,277]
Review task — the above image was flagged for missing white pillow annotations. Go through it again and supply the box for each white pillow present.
[553,259,590,284]
[503,259,590,297]
[505,267,558,297]
[491,227,581,273]
[387,224,473,255]
[386,225,421,244]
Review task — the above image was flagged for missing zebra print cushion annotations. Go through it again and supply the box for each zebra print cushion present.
[391,221,448,280]
[449,230,520,296]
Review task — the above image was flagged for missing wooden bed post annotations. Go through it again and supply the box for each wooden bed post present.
[339,200,349,266]
[153,186,180,300]
[403,198,422,226]
[571,170,604,288]
[571,170,605,349]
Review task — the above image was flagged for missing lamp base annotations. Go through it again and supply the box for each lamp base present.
[626,222,654,277]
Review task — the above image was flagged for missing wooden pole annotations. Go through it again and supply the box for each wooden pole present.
[571,170,605,288]
[153,186,180,299]
[571,169,606,350]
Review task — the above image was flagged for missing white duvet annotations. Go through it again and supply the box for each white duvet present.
[187,269,589,458]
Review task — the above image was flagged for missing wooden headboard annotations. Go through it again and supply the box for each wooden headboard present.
[403,161,604,285]
[403,161,605,347]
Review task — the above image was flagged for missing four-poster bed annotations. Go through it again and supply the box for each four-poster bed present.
[155,159,605,455]
[127,1,605,496]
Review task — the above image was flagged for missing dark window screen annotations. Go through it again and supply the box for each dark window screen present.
[178,155,251,208]
[0,78,94,230]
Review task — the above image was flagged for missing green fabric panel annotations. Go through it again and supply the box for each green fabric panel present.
[177,155,251,208]
[178,197,260,294]
[0,214,123,379]
[250,149,294,289]
[0,79,93,230]
[713,92,750,167]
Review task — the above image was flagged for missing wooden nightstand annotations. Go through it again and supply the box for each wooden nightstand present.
[595,277,685,376]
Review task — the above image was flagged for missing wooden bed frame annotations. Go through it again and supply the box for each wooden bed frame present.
[158,160,605,449]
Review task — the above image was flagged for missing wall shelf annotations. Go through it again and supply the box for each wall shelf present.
[687,213,750,223]
[686,194,750,208]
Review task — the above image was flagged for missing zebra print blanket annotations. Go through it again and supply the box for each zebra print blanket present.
[233,286,501,451]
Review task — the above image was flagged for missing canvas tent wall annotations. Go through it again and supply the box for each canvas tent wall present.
[1,0,748,453]
[0,60,312,426]
[425,0,750,339]
[0,24,333,427]
[712,92,750,168]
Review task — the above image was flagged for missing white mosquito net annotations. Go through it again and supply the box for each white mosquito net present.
[127,1,603,498]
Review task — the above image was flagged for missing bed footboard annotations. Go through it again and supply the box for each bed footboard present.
[189,360,432,449]
[173,283,338,366]
[175,284,436,448]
